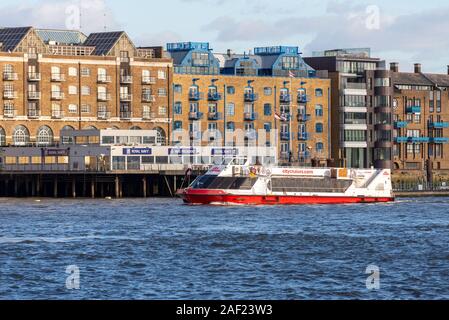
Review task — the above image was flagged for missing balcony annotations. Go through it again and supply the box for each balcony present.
[244,112,258,121]
[120,111,133,119]
[142,93,155,102]
[431,137,449,144]
[189,91,203,101]
[208,112,222,121]
[208,92,222,101]
[28,92,41,100]
[279,113,291,121]
[280,94,292,103]
[189,112,204,121]
[28,72,41,81]
[3,91,17,99]
[142,76,156,85]
[120,93,132,101]
[409,137,430,143]
[298,133,309,140]
[27,108,40,119]
[97,93,111,101]
[394,121,408,129]
[297,94,310,104]
[190,131,202,140]
[297,113,311,122]
[395,137,408,143]
[344,83,366,90]
[281,132,291,141]
[51,73,66,82]
[120,75,133,84]
[142,112,156,120]
[429,122,449,129]
[3,72,18,81]
[97,75,112,83]
[244,92,258,102]
[51,91,64,100]
[52,110,65,119]
[406,106,421,114]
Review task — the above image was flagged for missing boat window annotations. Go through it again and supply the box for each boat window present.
[271,178,352,193]
[190,176,258,190]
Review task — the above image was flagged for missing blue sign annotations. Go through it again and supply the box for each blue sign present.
[169,147,198,155]
[123,148,152,155]
[211,148,239,156]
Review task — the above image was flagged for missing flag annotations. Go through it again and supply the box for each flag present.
[289,70,295,78]
[275,113,287,121]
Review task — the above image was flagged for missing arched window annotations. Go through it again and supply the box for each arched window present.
[84,126,97,130]
[13,125,30,146]
[316,123,324,133]
[155,127,166,145]
[0,127,6,146]
[37,126,54,146]
[130,126,142,130]
[61,125,75,144]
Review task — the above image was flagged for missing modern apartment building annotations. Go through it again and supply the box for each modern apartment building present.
[390,62,449,179]
[167,42,331,165]
[0,27,173,147]
[305,48,393,169]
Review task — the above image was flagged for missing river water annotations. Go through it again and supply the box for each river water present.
[0,197,448,300]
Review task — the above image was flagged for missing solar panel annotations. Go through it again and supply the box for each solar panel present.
[36,29,87,45]
[84,31,124,55]
[0,27,32,52]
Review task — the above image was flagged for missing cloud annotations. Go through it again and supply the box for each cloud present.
[0,0,120,34]
[134,31,184,47]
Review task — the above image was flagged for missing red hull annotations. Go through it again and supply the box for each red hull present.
[179,189,394,205]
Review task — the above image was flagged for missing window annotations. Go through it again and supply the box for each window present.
[81,104,91,113]
[12,125,30,146]
[226,103,235,116]
[264,103,272,116]
[174,121,183,131]
[81,67,90,77]
[68,67,78,76]
[36,126,54,146]
[68,104,78,114]
[264,87,272,96]
[227,122,235,132]
[264,123,272,132]
[159,106,167,115]
[158,70,166,79]
[174,84,182,93]
[0,127,6,146]
[158,88,167,97]
[174,102,182,115]
[315,105,323,117]
[227,86,235,95]
[69,85,77,95]
[316,142,324,153]
[81,86,90,96]
[316,123,323,133]
[315,89,323,97]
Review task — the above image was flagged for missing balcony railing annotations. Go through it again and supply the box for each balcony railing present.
[298,133,309,140]
[431,137,449,144]
[429,122,449,129]
[97,75,112,83]
[406,106,421,114]
[395,137,409,143]
[281,132,291,141]
[28,91,41,100]
[142,94,155,102]
[279,113,291,121]
[120,93,132,101]
[51,73,66,82]
[97,111,111,120]
[52,110,65,119]
[142,76,156,84]
[27,109,40,119]
[189,91,203,101]
[244,112,258,121]
[28,72,41,81]
[297,94,310,104]
[396,136,430,143]
[3,72,18,81]
[280,94,292,103]
[394,121,408,129]
[97,93,111,101]
[120,75,133,84]
[297,113,311,122]
[189,112,204,121]
[120,111,133,119]
[3,91,17,99]
[208,112,222,121]
[244,92,258,102]
[344,83,366,90]
[208,92,222,101]
[51,91,64,100]
[3,108,16,118]
[142,112,156,120]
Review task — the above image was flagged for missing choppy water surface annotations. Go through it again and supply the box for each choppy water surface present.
[0,197,449,300]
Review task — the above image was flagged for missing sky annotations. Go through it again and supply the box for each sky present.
[1,0,449,73]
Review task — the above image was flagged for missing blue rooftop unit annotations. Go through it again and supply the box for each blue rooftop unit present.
[167,42,220,75]
[254,46,300,55]
[166,42,210,52]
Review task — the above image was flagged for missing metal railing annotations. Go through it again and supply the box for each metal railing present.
[393,181,449,192]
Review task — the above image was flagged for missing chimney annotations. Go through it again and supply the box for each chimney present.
[390,62,399,72]
[414,63,422,73]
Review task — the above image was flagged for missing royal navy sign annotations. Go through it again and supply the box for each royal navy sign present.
[123,148,152,155]
[44,149,70,156]
[168,147,198,155]
[211,148,239,156]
